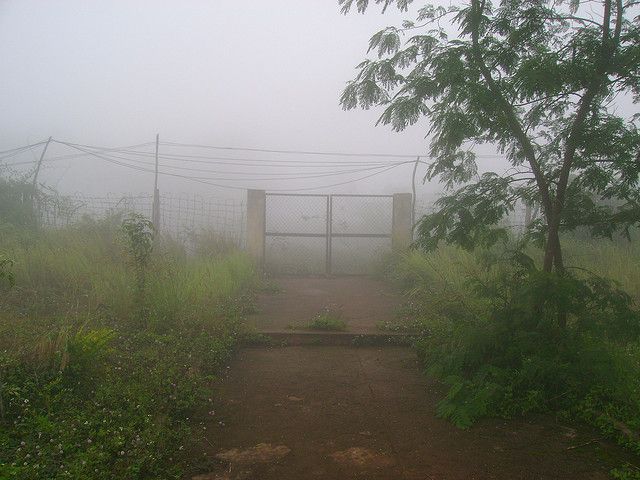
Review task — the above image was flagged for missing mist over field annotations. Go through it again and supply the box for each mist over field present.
[1,1,639,479]
[0,0,456,199]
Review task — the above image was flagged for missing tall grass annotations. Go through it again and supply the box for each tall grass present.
[2,216,255,332]
[0,216,257,479]
[562,235,640,300]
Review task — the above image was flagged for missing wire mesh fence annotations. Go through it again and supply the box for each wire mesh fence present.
[38,192,246,246]
[331,195,393,275]
[265,194,328,275]
[33,188,530,270]
[264,193,394,275]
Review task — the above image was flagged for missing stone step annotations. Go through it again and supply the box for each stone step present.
[241,330,416,347]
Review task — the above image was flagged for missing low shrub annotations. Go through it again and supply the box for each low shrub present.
[391,244,640,460]
[307,307,347,331]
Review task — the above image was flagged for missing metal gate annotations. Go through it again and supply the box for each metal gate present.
[264,193,394,275]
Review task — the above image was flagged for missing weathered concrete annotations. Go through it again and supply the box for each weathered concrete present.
[392,192,413,251]
[243,330,414,347]
[246,189,266,268]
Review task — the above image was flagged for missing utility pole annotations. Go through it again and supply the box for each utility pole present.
[152,133,161,233]
[31,136,52,212]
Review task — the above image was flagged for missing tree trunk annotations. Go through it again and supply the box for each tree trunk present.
[542,212,568,329]
[542,210,565,274]
[542,222,558,273]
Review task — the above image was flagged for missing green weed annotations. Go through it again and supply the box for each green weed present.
[307,307,347,331]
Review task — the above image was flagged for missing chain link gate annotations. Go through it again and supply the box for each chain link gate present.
[264,193,394,275]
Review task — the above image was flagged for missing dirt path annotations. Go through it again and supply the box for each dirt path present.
[245,276,403,333]
[194,277,624,480]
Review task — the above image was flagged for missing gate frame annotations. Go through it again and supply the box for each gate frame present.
[247,189,412,275]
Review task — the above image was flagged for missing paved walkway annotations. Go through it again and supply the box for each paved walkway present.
[194,277,624,480]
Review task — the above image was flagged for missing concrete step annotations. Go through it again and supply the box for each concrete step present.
[241,330,417,347]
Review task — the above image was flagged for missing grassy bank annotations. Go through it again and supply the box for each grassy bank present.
[389,237,640,478]
[0,216,256,479]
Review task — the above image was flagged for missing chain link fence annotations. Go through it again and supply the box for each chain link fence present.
[264,194,394,275]
[265,194,328,274]
[38,192,246,246]
[330,195,393,275]
[34,189,528,268]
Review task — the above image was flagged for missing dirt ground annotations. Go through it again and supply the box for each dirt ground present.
[245,276,403,333]
[194,277,627,480]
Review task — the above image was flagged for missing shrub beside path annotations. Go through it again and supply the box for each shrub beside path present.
[193,277,629,480]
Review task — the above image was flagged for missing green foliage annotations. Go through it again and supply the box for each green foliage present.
[121,214,154,271]
[0,217,257,479]
[0,254,14,288]
[341,0,640,271]
[390,244,640,461]
[121,214,155,325]
[0,177,37,229]
[307,308,347,331]
[612,465,640,480]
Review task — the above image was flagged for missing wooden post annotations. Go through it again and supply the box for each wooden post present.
[392,193,413,251]
[246,189,266,269]
[152,134,161,232]
[326,195,332,276]
[31,137,52,196]
[31,136,52,223]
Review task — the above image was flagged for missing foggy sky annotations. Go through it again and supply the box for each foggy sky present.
[0,1,490,201]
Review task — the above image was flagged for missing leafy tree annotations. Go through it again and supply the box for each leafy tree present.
[121,213,154,324]
[340,0,640,273]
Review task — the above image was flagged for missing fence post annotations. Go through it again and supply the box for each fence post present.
[246,189,266,269]
[392,193,413,251]
[152,190,161,233]
[152,134,161,234]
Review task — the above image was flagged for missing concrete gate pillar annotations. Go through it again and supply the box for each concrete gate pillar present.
[392,193,413,251]
[246,189,266,267]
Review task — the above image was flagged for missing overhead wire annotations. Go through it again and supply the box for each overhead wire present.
[52,140,155,151]
[55,142,409,166]
[1,137,503,193]
[0,140,47,156]
[0,141,48,162]
[45,149,404,168]
[57,141,413,192]
[265,163,407,192]
[160,140,507,160]
[56,141,248,191]
[161,140,425,159]
[38,140,422,175]
[55,141,415,181]
[2,141,155,166]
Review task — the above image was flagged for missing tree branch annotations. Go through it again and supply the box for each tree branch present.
[469,0,553,217]
[555,0,620,213]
